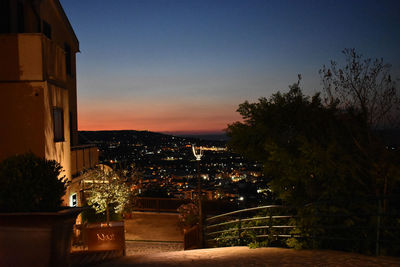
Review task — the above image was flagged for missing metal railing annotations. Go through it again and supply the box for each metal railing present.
[299,199,400,256]
[203,199,400,256]
[204,205,295,248]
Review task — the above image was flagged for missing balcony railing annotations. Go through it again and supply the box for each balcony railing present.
[71,145,99,177]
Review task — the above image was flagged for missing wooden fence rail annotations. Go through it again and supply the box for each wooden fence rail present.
[184,225,201,250]
[133,197,190,212]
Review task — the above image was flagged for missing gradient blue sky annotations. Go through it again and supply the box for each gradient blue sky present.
[60,0,400,134]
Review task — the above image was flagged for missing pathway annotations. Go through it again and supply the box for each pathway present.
[95,246,400,267]
[124,212,184,255]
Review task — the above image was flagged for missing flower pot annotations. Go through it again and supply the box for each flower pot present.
[0,207,85,267]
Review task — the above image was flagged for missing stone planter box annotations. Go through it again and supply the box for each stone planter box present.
[0,208,84,267]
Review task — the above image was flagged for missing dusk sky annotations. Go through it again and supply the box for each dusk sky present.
[60,0,400,134]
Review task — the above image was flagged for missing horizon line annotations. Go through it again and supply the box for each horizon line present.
[78,129,226,135]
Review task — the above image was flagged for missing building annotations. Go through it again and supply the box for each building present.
[0,0,97,206]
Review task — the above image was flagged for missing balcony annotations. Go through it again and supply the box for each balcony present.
[0,33,66,83]
[71,145,99,178]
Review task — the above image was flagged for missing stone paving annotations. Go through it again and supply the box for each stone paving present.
[125,241,183,255]
[96,246,400,267]
[124,212,184,256]
[125,212,183,242]
[94,212,400,266]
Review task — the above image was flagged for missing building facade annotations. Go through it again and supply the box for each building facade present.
[0,0,97,205]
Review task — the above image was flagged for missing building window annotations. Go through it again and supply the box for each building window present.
[65,43,72,76]
[17,1,24,33]
[0,0,10,33]
[43,20,52,39]
[53,107,64,142]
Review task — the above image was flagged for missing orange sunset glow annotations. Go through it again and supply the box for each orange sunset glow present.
[78,99,242,133]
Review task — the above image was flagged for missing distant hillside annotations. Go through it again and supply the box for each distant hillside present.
[176,133,229,141]
[78,130,227,147]
[79,130,168,144]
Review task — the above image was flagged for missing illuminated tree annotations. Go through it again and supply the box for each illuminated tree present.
[85,166,130,226]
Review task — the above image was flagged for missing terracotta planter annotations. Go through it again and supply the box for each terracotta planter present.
[0,208,84,267]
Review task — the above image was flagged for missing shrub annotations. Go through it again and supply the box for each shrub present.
[0,153,67,212]
[177,203,199,229]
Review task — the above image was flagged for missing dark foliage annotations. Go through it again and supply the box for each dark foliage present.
[0,153,67,212]
[226,67,400,255]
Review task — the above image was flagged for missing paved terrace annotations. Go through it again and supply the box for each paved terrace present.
[85,212,400,266]
[96,246,400,266]
[124,212,184,255]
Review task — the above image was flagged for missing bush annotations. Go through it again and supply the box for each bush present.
[177,203,199,229]
[0,153,67,212]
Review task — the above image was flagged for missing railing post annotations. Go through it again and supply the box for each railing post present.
[376,198,381,256]
[268,208,273,241]
[312,203,317,249]
[199,199,204,248]
[238,212,242,245]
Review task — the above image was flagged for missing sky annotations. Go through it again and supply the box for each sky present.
[60,0,400,134]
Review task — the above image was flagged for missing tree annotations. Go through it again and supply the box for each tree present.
[118,163,141,215]
[320,49,400,212]
[85,165,130,226]
[226,81,363,206]
[226,51,400,254]
[320,48,399,128]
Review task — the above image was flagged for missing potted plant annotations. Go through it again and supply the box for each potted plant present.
[0,153,84,267]
[178,202,202,249]
[177,202,199,232]
[82,166,130,253]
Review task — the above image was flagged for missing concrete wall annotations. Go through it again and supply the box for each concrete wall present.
[2,0,80,145]
[0,34,71,170]
[0,0,81,205]
[43,82,71,184]
[71,146,99,177]
[0,34,43,81]
[0,81,45,161]
[39,0,79,146]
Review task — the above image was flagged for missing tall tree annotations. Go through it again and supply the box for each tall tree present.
[320,48,399,128]
[226,81,362,206]
[320,49,400,212]
[227,51,400,253]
